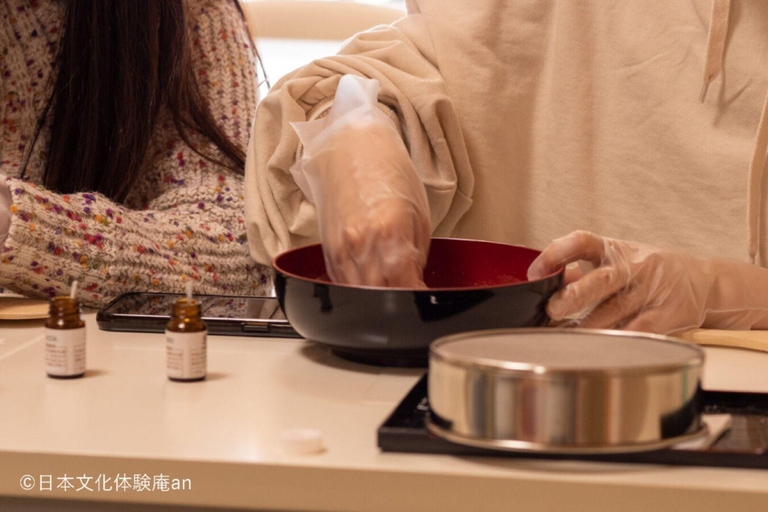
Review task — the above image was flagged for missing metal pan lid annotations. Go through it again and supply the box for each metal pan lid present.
[430,328,704,377]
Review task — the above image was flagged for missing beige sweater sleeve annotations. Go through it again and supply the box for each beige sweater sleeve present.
[245,13,474,265]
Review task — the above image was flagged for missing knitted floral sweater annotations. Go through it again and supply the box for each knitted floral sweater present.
[0,0,272,306]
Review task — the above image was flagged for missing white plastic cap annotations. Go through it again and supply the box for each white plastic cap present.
[280,428,323,455]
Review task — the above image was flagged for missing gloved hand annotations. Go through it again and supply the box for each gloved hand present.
[527,231,768,334]
[290,75,430,287]
[0,178,11,247]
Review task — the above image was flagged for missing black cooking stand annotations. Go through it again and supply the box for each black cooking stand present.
[378,375,768,469]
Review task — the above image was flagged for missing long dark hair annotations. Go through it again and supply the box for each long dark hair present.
[28,0,249,203]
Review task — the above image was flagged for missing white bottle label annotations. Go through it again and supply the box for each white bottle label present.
[166,330,207,380]
[45,327,86,377]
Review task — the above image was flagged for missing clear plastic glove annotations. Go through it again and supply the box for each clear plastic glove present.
[0,178,11,247]
[527,231,768,334]
[290,75,430,287]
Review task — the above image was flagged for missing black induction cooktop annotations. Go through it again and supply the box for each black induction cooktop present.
[378,375,768,469]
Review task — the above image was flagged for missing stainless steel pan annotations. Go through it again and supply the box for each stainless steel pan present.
[427,329,706,454]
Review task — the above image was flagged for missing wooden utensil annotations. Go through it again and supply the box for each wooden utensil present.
[676,329,768,353]
[0,297,49,320]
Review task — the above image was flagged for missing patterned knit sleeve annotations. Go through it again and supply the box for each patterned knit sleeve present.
[0,0,271,306]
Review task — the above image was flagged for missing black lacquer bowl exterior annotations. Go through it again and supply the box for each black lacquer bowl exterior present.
[273,238,563,366]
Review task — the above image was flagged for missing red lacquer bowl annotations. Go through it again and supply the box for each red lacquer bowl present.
[273,238,563,367]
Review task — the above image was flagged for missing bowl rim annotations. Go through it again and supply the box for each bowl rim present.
[271,237,564,292]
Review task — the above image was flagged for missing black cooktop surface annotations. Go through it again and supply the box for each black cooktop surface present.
[377,375,768,469]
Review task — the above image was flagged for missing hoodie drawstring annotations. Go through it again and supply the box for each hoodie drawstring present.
[701,0,768,265]
[699,0,730,103]
[747,91,768,264]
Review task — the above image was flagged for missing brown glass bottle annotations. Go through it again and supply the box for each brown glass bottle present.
[165,298,207,382]
[45,296,86,379]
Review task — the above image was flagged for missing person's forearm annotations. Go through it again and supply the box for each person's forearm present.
[0,177,272,306]
[528,231,768,334]
[703,257,768,330]
[0,178,10,248]
[245,18,474,266]
[287,75,430,286]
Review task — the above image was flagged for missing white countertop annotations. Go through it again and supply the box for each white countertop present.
[1,313,768,511]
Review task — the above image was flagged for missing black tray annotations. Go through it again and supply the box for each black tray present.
[377,375,768,469]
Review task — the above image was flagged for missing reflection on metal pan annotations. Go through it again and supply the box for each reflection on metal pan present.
[427,329,705,454]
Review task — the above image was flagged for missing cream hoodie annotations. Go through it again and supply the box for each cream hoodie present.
[246,0,768,269]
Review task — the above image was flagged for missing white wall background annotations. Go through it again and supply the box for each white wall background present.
[242,0,406,90]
